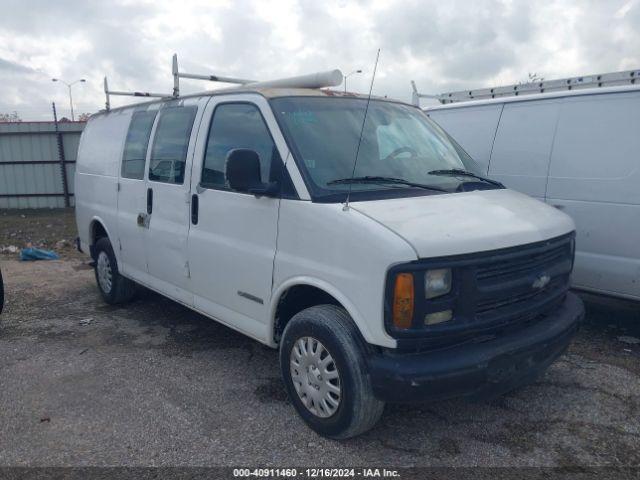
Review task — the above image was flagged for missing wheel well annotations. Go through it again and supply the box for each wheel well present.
[89,221,108,259]
[91,221,108,243]
[274,285,341,343]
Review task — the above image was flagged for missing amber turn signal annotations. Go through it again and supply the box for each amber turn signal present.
[392,273,414,329]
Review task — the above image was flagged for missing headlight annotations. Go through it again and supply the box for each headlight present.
[425,268,452,299]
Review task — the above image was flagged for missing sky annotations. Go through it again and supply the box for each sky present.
[0,0,638,120]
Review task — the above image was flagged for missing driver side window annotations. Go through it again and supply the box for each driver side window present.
[201,103,276,190]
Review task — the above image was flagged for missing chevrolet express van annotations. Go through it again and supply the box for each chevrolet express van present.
[426,85,640,302]
[75,84,584,438]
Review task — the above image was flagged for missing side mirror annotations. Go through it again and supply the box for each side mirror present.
[226,149,278,197]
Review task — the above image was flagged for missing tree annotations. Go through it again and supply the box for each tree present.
[0,111,22,123]
[520,72,544,85]
[77,112,92,122]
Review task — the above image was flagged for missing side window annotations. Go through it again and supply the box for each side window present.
[148,106,197,184]
[201,103,278,189]
[121,111,157,179]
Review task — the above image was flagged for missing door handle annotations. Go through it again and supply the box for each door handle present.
[147,187,153,214]
[191,194,199,225]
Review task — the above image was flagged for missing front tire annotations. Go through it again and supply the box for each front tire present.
[279,305,384,439]
[93,237,137,304]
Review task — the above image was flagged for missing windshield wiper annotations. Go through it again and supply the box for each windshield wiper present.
[428,169,503,187]
[327,176,448,192]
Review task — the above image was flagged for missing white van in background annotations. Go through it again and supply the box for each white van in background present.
[426,85,640,302]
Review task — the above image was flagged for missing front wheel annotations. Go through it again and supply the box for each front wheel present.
[279,305,384,439]
[93,237,137,304]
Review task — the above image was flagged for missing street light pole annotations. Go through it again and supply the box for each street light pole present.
[51,78,86,121]
[343,69,362,93]
[67,84,75,122]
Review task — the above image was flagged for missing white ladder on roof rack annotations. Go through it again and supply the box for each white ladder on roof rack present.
[411,68,640,106]
[104,53,343,111]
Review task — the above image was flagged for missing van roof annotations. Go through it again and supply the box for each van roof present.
[425,84,640,112]
[95,87,408,116]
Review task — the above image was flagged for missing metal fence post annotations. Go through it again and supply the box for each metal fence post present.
[52,102,70,207]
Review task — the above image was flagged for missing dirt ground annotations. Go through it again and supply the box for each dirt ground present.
[0,208,79,257]
[0,209,639,467]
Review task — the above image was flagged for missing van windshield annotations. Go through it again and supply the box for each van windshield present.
[271,96,487,200]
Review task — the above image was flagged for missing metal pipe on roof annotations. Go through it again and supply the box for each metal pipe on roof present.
[248,70,343,89]
[106,90,171,98]
[178,71,256,85]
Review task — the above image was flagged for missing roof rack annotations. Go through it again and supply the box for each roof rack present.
[411,68,640,106]
[104,54,344,110]
[103,77,172,111]
[410,80,439,106]
[171,53,256,97]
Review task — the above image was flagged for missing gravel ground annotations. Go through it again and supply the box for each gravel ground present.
[0,208,78,257]
[0,209,639,467]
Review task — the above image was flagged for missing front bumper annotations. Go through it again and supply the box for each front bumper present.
[368,292,584,403]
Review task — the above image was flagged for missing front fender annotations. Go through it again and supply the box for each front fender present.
[269,276,394,349]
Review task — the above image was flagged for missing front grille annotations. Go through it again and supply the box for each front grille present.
[476,243,569,282]
[476,276,566,314]
[474,237,573,321]
[476,278,566,320]
[385,232,575,348]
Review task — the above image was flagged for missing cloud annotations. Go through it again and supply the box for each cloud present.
[0,0,638,119]
[0,57,39,75]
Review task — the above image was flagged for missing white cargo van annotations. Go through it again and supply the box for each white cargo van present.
[75,69,584,438]
[425,81,640,302]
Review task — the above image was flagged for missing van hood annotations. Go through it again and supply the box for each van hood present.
[351,189,575,258]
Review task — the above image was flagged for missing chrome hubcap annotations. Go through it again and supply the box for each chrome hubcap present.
[97,251,113,294]
[290,336,341,418]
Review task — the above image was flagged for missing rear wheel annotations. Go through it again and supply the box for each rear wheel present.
[279,304,384,439]
[93,237,137,304]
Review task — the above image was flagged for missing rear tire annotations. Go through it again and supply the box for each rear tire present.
[93,237,137,304]
[279,304,384,439]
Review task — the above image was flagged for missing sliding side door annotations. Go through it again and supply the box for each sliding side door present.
[143,99,203,305]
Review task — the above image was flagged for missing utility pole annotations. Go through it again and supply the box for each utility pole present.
[52,102,70,207]
[52,78,86,121]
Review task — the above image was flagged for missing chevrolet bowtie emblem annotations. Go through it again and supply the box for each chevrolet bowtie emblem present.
[532,274,551,289]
